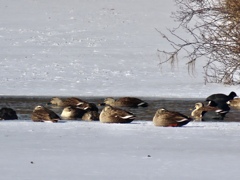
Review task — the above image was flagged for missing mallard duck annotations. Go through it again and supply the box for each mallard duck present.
[47,97,86,107]
[82,111,99,121]
[100,97,148,107]
[60,106,86,120]
[99,105,135,123]
[227,98,240,107]
[153,108,192,127]
[31,105,60,122]
[191,102,227,121]
[76,102,98,112]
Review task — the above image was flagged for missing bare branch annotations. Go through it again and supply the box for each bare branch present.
[158,0,240,84]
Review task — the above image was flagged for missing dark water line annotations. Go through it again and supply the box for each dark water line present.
[0,96,239,122]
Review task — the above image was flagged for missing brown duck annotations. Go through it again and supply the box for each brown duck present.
[82,111,99,121]
[153,108,192,127]
[100,97,148,107]
[31,105,60,122]
[191,102,227,120]
[99,105,136,123]
[47,97,86,107]
[227,98,240,108]
[76,102,99,112]
[60,106,86,120]
[76,102,99,121]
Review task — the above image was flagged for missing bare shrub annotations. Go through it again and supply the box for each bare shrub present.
[157,0,240,84]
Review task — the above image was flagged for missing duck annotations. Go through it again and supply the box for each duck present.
[206,91,237,103]
[31,105,60,122]
[227,98,240,107]
[60,106,86,120]
[47,97,86,107]
[82,111,99,121]
[76,102,99,112]
[0,107,18,120]
[191,102,227,121]
[76,102,99,121]
[99,105,136,123]
[153,108,192,127]
[100,97,148,107]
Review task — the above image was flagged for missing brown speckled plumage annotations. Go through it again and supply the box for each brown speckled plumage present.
[31,105,60,122]
[61,106,86,120]
[153,108,192,127]
[48,97,86,107]
[82,111,99,121]
[100,105,135,123]
[100,97,148,107]
[227,98,240,107]
[191,102,226,120]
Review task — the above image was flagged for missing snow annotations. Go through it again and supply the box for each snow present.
[1,121,240,180]
[1,0,239,97]
[1,0,240,179]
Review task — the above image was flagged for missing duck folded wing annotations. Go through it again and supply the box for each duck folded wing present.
[31,106,60,122]
[118,97,148,107]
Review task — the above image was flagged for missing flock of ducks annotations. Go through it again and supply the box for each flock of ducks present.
[0,91,240,127]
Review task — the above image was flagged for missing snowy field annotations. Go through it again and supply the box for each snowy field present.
[1,120,240,180]
[0,0,239,97]
[1,0,240,179]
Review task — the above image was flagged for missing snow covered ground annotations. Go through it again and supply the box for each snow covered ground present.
[1,120,240,180]
[0,0,239,97]
[1,0,240,179]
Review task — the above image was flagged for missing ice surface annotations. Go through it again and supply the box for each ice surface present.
[1,121,240,180]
